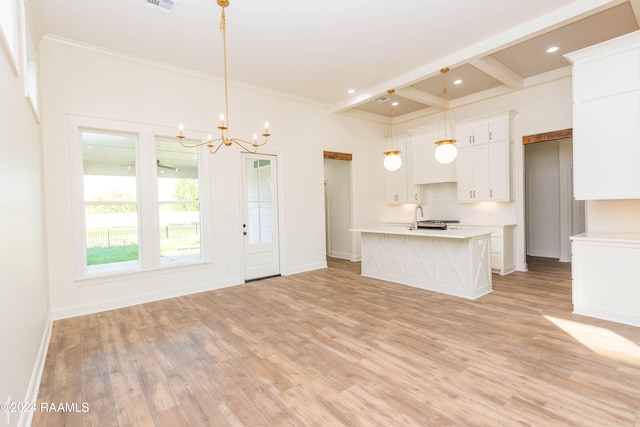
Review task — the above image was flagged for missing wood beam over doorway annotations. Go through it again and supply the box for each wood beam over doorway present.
[324,151,352,161]
[523,128,572,145]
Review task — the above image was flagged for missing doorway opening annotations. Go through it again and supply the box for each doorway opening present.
[523,129,585,263]
[323,151,354,261]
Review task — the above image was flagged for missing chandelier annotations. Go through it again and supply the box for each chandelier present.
[177,0,271,154]
[434,67,457,164]
[383,89,402,172]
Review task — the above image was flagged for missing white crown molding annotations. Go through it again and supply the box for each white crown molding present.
[41,34,330,109]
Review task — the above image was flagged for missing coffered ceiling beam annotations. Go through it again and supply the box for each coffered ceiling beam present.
[630,0,640,26]
[394,88,447,110]
[469,56,524,90]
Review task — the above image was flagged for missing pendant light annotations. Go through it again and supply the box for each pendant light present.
[434,67,457,164]
[383,89,402,172]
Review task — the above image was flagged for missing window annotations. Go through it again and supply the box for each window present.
[72,117,208,279]
[82,131,140,275]
[23,20,39,120]
[156,139,201,264]
[0,0,19,75]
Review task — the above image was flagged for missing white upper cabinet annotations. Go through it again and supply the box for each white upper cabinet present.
[566,31,640,200]
[455,111,515,202]
[457,121,489,148]
[385,134,423,204]
[411,126,456,184]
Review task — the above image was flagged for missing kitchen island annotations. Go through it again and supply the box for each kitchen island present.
[351,226,492,300]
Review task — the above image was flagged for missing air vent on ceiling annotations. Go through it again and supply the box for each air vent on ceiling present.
[374,95,390,103]
[145,0,177,13]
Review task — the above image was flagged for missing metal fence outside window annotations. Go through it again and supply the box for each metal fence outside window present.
[86,223,200,247]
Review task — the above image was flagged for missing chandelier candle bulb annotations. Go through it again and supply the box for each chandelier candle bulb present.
[219,114,225,127]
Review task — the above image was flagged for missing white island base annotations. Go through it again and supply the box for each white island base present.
[354,227,492,300]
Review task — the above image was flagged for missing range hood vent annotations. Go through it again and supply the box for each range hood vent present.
[145,0,177,13]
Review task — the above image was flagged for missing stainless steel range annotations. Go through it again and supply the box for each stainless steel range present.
[416,220,460,230]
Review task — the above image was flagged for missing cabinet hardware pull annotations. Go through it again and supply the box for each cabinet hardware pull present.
[469,190,472,198]
[490,189,493,197]
[473,190,476,198]
[490,131,492,140]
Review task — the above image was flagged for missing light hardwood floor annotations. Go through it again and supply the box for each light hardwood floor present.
[33,257,640,426]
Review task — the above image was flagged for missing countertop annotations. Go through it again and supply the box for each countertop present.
[350,225,492,240]
[570,231,640,244]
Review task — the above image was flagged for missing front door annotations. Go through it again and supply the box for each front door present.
[241,153,280,281]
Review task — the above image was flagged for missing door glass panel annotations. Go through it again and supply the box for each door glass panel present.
[156,139,201,263]
[245,158,273,244]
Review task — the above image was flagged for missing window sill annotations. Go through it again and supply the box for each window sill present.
[75,259,213,286]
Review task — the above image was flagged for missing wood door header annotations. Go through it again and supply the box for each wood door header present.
[324,151,352,161]
[523,128,572,145]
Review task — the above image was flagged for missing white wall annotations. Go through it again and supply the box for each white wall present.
[40,38,384,318]
[0,9,51,427]
[525,141,561,258]
[586,200,640,231]
[324,158,352,260]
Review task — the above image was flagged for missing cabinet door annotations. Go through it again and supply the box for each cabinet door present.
[471,144,490,200]
[489,140,510,201]
[456,123,474,148]
[456,145,489,201]
[412,132,456,184]
[456,148,475,201]
[385,165,407,203]
[489,116,508,142]
[456,121,489,147]
[574,91,640,199]
[405,156,422,203]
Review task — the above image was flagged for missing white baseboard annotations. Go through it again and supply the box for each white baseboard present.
[18,312,53,427]
[52,276,242,320]
[283,261,327,276]
[573,306,640,328]
[327,251,351,260]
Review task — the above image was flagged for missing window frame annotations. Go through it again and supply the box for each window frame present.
[0,0,20,76]
[22,16,40,121]
[69,115,211,282]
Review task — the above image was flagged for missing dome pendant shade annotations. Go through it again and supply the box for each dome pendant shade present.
[434,140,457,164]
[383,151,402,171]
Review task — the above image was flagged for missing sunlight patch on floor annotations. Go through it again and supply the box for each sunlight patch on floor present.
[545,315,640,367]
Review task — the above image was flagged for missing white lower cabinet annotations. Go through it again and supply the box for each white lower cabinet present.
[448,224,516,275]
[571,232,640,327]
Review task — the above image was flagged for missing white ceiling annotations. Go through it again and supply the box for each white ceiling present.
[33,0,640,120]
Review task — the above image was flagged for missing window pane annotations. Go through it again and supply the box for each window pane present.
[82,131,139,274]
[159,204,201,262]
[157,139,201,263]
[85,205,139,274]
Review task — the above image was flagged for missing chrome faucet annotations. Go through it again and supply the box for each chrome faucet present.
[414,205,424,228]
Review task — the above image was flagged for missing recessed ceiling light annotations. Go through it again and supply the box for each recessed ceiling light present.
[347,89,355,94]
[453,79,463,85]
[546,46,559,53]
[392,101,399,106]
